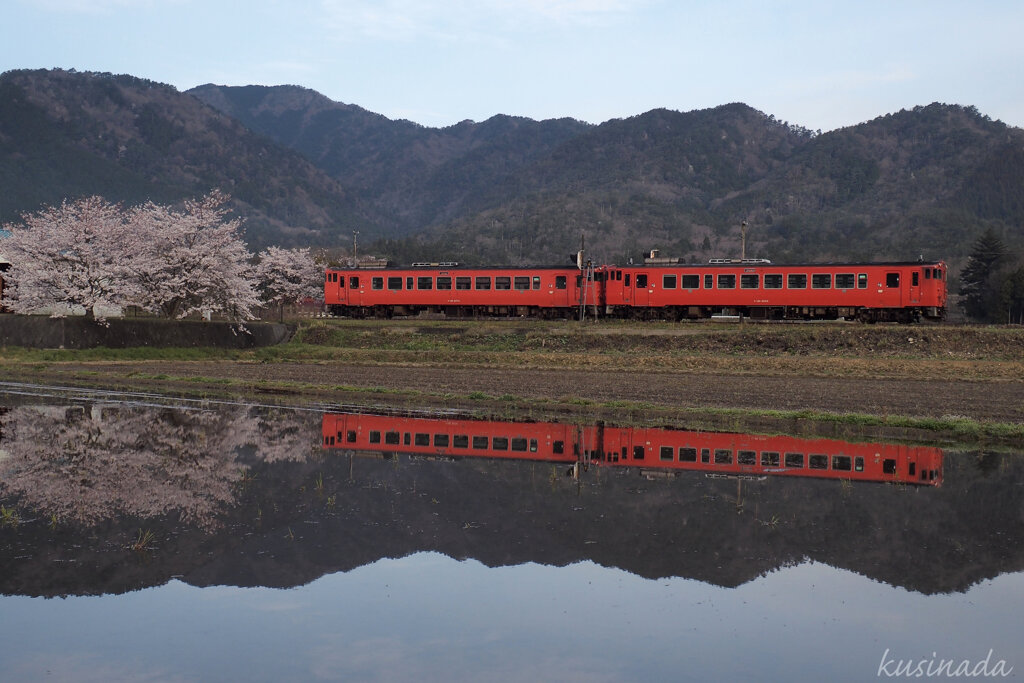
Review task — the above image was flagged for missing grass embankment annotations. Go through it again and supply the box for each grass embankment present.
[2,319,1022,444]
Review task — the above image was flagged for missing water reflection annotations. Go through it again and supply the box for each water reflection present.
[0,396,1021,600]
[321,412,944,485]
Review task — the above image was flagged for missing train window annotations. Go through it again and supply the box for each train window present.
[883,458,897,474]
[476,277,492,290]
[679,447,697,462]
[740,274,759,289]
[530,439,538,452]
[701,448,710,463]
[809,454,828,469]
[636,274,648,288]
[372,277,383,290]
[417,276,433,290]
[855,456,864,472]
[785,452,804,468]
[935,269,943,281]
[704,274,713,289]
[553,440,564,454]
[456,277,471,290]
[415,433,430,446]
[663,274,677,289]
[437,277,452,290]
[788,274,807,289]
[835,273,855,289]
[812,274,831,289]
[404,433,411,445]
[349,276,360,288]
[453,435,469,448]
[924,269,932,279]
[886,272,900,288]
[714,449,733,464]
[347,430,357,443]
[387,277,403,290]
[633,445,645,460]
[738,450,756,465]
[660,446,674,461]
[369,431,381,444]
[434,434,450,447]
[493,437,509,450]
[514,276,530,290]
[717,274,736,289]
[495,277,511,290]
[858,273,868,289]
[472,435,488,449]
[533,276,541,290]
[681,274,700,289]
[511,438,528,452]
[385,431,400,445]
[912,271,919,287]
[556,276,567,289]
[764,274,783,289]
[761,451,780,467]
[625,273,631,287]
[407,277,413,290]
[832,455,852,471]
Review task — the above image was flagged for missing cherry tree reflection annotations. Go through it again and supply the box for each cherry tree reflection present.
[0,403,315,530]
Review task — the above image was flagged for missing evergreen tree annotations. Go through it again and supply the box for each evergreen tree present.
[958,228,1008,321]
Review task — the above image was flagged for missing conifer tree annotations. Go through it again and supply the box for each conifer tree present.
[958,228,1008,321]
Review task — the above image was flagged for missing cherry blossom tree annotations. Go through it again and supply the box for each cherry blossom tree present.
[126,191,261,320]
[1,196,135,318]
[256,246,322,320]
[0,403,317,531]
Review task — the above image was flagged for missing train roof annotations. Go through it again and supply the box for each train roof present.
[607,260,946,268]
[325,260,945,271]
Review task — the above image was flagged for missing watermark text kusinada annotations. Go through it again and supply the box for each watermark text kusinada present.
[878,649,1014,678]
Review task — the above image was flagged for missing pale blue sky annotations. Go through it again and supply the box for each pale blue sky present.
[3,0,1023,132]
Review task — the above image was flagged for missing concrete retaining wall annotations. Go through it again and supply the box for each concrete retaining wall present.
[0,315,294,349]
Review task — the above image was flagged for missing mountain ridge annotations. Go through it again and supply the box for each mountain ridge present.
[2,68,1022,276]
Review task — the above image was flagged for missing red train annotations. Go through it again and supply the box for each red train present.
[321,412,943,486]
[324,258,947,323]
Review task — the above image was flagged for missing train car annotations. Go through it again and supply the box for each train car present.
[324,264,583,318]
[322,412,579,463]
[321,412,942,486]
[593,425,942,486]
[599,260,947,322]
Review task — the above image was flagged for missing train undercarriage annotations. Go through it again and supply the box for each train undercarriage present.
[327,303,945,323]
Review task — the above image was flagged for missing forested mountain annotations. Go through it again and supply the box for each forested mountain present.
[3,69,1023,278]
[0,69,370,249]
[191,83,1024,274]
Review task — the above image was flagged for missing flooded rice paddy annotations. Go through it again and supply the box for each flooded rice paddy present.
[0,383,1021,681]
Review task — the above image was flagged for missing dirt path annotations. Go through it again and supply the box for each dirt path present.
[26,360,1024,424]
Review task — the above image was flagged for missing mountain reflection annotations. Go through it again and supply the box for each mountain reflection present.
[1,399,1022,598]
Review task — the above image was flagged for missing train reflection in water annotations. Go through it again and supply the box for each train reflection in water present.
[322,412,942,486]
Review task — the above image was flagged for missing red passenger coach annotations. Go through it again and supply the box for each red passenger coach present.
[599,260,947,323]
[324,265,583,318]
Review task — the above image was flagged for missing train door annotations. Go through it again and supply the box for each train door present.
[884,271,902,308]
[631,270,650,307]
[908,268,922,305]
[347,274,363,306]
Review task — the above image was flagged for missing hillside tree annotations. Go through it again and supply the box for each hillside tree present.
[958,227,1009,322]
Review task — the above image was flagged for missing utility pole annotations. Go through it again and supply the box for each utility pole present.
[740,221,747,261]
[352,230,359,266]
